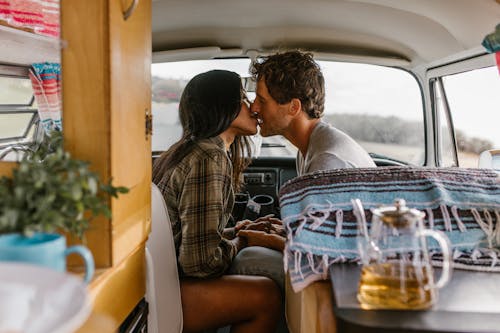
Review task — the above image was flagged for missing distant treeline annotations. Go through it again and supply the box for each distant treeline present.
[455,129,493,154]
[325,113,424,146]
[325,113,492,154]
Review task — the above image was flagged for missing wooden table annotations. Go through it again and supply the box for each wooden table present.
[329,264,500,333]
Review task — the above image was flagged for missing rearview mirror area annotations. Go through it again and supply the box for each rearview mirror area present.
[241,76,256,93]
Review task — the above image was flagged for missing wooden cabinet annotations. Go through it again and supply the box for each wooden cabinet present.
[0,0,151,329]
[61,0,152,329]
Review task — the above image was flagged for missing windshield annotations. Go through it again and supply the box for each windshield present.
[151,58,424,164]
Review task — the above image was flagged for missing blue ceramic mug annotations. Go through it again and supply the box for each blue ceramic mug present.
[0,233,94,283]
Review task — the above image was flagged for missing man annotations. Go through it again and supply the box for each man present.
[250,50,375,333]
[250,50,376,175]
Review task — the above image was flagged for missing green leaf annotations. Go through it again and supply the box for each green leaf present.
[88,177,98,195]
[0,130,129,239]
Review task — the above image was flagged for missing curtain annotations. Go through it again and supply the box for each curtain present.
[0,0,59,38]
[29,62,62,134]
[482,24,500,75]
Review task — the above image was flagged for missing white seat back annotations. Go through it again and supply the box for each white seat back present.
[146,183,183,333]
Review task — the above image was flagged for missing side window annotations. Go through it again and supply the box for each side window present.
[0,68,39,161]
[440,66,500,168]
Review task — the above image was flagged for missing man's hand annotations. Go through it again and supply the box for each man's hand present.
[237,229,285,252]
[230,235,247,252]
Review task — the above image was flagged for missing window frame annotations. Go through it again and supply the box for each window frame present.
[0,110,38,145]
[0,64,40,158]
[0,64,35,107]
[427,52,498,168]
[430,77,459,167]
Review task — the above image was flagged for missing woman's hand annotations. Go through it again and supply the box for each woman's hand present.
[237,230,285,252]
[240,221,270,232]
[234,215,286,237]
[234,219,256,232]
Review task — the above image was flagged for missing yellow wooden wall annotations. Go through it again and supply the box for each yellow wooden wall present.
[0,0,152,329]
[61,0,152,329]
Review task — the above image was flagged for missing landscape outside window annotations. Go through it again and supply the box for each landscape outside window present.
[441,66,500,168]
[151,59,425,164]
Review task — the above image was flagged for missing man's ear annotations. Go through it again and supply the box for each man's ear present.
[289,98,302,116]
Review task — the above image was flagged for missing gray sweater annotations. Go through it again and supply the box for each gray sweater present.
[296,121,376,175]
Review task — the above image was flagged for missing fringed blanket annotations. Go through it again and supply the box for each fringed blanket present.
[279,167,500,292]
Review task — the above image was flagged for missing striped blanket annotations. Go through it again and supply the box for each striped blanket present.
[0,0,59,37]
[279,167,500,292]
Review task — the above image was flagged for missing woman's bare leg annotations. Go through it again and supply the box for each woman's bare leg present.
[180,275,281,333]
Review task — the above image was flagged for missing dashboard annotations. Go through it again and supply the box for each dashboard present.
[152,153,409,221]
[240,157,297,219]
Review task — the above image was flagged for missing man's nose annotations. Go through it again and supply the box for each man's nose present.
[250,101,259,112]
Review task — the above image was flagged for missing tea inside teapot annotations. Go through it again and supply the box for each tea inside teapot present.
[358,262,435,309]
[355,199,452,310]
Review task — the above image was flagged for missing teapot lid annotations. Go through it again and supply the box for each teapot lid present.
[372,199,425,227]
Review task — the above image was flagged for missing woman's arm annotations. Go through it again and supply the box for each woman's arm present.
[177,151,239,278]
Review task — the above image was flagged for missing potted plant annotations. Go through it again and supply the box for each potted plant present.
[0,131,128,281]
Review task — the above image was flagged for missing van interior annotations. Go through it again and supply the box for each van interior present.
[0,1,499,332]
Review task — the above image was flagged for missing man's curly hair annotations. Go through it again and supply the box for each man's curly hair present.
[250,50,325,119]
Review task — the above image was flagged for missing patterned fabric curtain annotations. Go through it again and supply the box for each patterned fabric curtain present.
[482,24,500,75]
[29,62,62,134]
[0,0,59,37]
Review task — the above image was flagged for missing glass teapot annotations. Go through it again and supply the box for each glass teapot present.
[355,199,453,310]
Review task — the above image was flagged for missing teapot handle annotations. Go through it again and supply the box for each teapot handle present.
[418,229,453,289]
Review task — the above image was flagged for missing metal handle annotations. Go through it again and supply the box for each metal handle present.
[0,145,35,160]
[145,109,152,139]
[123,0,139,20]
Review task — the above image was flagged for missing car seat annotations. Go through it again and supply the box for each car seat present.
[146,183,183,333]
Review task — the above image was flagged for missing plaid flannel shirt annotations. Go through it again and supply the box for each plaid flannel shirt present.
[154,136,236,278]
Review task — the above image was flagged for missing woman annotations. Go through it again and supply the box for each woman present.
[153,70,282,333]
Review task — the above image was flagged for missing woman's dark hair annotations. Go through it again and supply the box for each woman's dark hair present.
[152,70,252,190]
[250,50,325,119]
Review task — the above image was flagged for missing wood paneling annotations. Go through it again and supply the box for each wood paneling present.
[109,0,152,265]
[0,161,15,178]
[61,0,151,329]
[61,0,112,267]
[76,245,147,332]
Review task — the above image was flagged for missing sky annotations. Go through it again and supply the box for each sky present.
[152,59,500,147]
[442,66,500,146]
